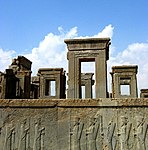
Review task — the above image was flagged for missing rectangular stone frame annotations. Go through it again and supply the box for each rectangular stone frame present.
[65,38,110,99]
[111,65,138,98]
[38,68,66,99]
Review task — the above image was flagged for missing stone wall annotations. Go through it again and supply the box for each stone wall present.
[0,98,147,150]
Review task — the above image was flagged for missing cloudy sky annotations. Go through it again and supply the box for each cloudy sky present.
[0,0,148,96]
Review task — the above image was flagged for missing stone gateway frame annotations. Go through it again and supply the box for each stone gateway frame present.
[65,38,110,99]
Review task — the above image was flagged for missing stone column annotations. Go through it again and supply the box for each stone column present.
[81,73,94,98]
[16,70,32,98]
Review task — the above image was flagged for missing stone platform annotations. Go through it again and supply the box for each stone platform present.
[0,99,147,150]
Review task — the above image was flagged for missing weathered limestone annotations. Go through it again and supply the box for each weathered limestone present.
[0,72,4,99]
[140,89,148,98]
[31,76,40,99]
[81,73,94,98]
[111,65,138,98]
[38,68,66,99]
[0,69,18,99]
[0,98,147,150]
[0,56,32,99]
[65,38,110,99]
[8,56,32,98]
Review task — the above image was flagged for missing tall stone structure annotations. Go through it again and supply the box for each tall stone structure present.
[31,76,40,99]
[0,56,32,99]
[65,38,110,99]
[111,65,138,98]
[9,56,32,98]
[0,69,18,99]
[81,73,94,98]
[38,68,66,99]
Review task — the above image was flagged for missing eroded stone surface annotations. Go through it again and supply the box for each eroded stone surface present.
[65,38,111,99]
[111,65,138,98]
[0,99,147,150]
[140,89,148,98]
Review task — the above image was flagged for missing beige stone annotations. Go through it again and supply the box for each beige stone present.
[140,89,148,98]
[65,38,111,98]
[38,68,66,99]
[81,73,94,98]
[111,65,138,98]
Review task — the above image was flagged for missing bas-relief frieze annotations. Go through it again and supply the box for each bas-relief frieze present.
[0,117,46,150]
[0,99,147,150]
[69,110,148,150]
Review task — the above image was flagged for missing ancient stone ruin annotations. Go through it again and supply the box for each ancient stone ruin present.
[0,38,147,150]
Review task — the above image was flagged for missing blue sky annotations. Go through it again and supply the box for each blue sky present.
[0,0,148,95]
[0,0,148,52]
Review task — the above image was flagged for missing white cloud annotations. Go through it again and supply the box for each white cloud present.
[25,27,78,75]
[108,42,148,95]
[94,24,114,38]
[0,48,15,72]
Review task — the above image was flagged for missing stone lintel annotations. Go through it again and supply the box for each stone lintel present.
[112,65,138,73]
[38,68,64,75]
[17,70,32,76]
[64,38,110,51]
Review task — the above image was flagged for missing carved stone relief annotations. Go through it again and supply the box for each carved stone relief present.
[33,118,45,150]
[118,116,132,150]
[69,108,148,150]
[107,120,116,150]
[134,116,148,150]
[86,117,99,150]
[0,99,147,150]
[70,117,84,150]
[18,119,30,150]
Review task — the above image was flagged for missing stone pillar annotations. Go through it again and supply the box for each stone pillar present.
[140,89,148,98]
[38,68,66,99]
[111,65,138,98]
[65,38,110,99]
[81,73,94,98]
[31,76,40,99]
[16,71,32,98]
[0,72,5,99]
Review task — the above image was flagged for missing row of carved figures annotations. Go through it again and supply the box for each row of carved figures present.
[70,115,148,150]
[0,118,45,150]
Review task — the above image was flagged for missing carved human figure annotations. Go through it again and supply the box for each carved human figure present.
[86,117,99,150]
[96,115,104,150]
[70,117,84,150]
[3,125,15,150]
[118,116,132,150]
[134,116,148,150]
[33,118,45,150]
[18,119,30,150]
[107,120,116,150]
